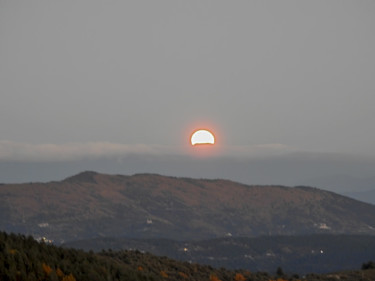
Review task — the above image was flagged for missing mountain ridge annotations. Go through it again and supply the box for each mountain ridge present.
[1,171,375,244]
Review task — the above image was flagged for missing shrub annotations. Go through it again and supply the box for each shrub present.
[362,261,375,270]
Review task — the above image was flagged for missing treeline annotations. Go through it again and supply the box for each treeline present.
[0,232,143,281]
[1,231,374,281]
[65,234,375,274]
[0,231,273,281]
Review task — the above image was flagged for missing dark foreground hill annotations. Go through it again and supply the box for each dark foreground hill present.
[1,171,375,243]
[65,234,375,274]
[1,231,375,281]
[0,231,264,281]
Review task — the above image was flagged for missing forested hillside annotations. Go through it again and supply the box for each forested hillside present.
[0,231,271,281]
[65,234,375,274]
[1,231,375,281]
[1,172,375,243]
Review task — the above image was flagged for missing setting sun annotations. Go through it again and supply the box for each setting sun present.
[191,129,215,146]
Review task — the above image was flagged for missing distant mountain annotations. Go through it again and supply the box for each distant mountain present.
[65,234,375,274]
[300,174,375,203]
[1,171,375,244]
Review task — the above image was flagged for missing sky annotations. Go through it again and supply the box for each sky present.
[1,1,375,190]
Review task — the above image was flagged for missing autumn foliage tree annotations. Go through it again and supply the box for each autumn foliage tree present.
[234,273,246,281]
[210,274,222,281]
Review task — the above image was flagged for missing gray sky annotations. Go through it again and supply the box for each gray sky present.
[1,1,375,187]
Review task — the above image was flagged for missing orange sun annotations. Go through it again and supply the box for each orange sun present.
[190,129,215,146]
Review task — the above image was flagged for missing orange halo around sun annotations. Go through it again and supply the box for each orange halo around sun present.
[190,129,215,146]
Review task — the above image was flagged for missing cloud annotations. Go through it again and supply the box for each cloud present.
[0,141,173,162]
[0,140,300,162]
[221,143,299,158]
[1,140,375,191]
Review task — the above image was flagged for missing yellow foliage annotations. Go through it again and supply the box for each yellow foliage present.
[160,270,168,278]
[62,273,76,281]
[8,249,17,255]
[179,272,189,279]
[210,274,222,281]
[42,263,53,276]
[234,273,246,281]
[56,268,64,278]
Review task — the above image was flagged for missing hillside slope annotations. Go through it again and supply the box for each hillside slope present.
[65,234,375,274]
[1,171,375,243]
[3,231,375,280]
[0,231,264,281]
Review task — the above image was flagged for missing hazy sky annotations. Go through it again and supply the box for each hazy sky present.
[1,1,375,186]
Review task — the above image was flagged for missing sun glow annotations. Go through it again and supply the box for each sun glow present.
[191,129,215,146]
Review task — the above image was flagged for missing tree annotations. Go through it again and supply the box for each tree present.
[362,261,375,270]
[234,273,246,281]
[62,274,76,281]
[210,274,221,281]
[276,266,284,277]
[42,263,53,276]
[160,270,168,278]
[56,268,64,279]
